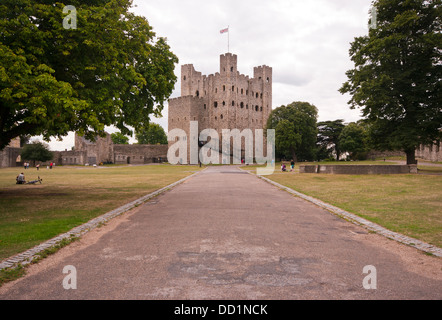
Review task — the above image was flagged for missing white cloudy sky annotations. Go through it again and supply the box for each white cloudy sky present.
[46,0,374,150]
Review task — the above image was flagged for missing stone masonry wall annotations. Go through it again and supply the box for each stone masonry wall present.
[168,53,272,163]
[416,142,441,162]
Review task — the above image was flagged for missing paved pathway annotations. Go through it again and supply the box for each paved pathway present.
[0,166,441,299]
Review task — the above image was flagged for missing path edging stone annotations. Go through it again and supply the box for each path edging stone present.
[0,170,203,271]
[249,171,442,258]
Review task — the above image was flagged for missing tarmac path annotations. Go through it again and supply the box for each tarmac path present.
[0,166,441,300]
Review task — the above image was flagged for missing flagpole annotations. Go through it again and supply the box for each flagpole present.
[228,25,230,53]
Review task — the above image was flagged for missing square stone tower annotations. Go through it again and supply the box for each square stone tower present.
[168,53,272,163]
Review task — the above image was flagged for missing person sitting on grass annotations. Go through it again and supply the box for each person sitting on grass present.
[281,164,287,172]
[16,173,25,184]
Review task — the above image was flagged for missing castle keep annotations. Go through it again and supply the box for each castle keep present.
[168,53,272,162]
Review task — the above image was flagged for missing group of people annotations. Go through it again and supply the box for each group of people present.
[16,161,51,184]
[23,162,53,170]
[281,160,295,172]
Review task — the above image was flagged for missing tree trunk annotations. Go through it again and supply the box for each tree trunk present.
[405,149,417,165]
[290,149,298,163]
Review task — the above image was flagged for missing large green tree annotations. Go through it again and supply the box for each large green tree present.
[266,101,318,161]
[135,123,168,145]
[339,121,370,160]
[317,120,346,161]
[0,0,178,150]
[21,141,53,165]
[339,0,441,164]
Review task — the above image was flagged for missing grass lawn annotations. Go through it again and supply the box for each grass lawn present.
[0,164,202,261]
[244,161,442,248]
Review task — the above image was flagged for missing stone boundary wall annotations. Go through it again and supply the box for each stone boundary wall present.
[113,144,168,164]
[300,164,417,174]
[0,147,22,168]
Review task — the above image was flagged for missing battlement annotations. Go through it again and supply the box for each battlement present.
[168,95,204,103]
[253,65,272,83]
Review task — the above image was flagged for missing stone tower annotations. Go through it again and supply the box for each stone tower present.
[168,53,272,163]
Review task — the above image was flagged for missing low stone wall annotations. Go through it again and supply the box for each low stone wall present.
[299,164,417,174]
[113,144,168,164]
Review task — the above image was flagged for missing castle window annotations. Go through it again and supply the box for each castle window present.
[260,93,263,98]
[246,90,249,95]
[256,93,259,98]
[255,105,259,111]
[240,102,244,108]
[196,90,199,97]
[241,88,244,94]
[223,101,226,106]
[260,107,263,112]
[246,104,249,109]
[223,85,226,91]
[231,67,234,72]
[183,76,186,81]
[232,86,234,91]
[266,77,270,83]
[204,104,207,110]
[221,114,223,120]
[214,102,218,108]
[232,101,235,106]
[215,116,217,120]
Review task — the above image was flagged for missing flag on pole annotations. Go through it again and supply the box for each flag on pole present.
[220,27,229,34]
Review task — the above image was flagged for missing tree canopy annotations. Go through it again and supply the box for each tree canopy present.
[20,141,53,164]
[266,101,318,161]
[135,123,168,145]
[317,120,346,161]
[0,0,178,150]
[339,0,441,164]
[339,121,370,160]
[111,132,129,145]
